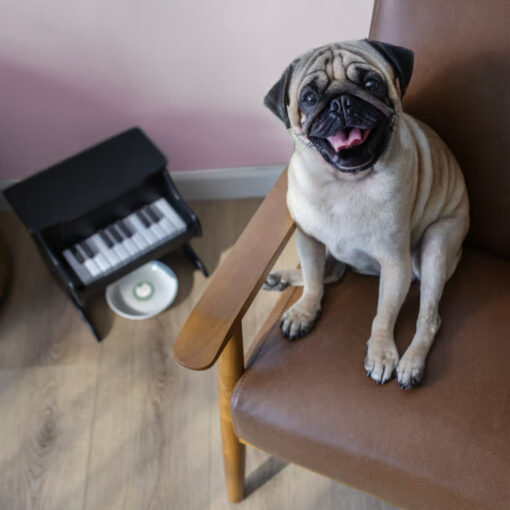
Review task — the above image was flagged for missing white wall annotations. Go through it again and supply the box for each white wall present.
[0,0,374,178]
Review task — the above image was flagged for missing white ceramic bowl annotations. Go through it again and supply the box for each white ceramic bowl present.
[105,261,178,320]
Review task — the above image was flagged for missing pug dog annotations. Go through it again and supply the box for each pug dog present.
[262,40,469,389]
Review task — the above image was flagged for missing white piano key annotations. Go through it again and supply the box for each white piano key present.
[94,253,110,273]
[60,194,194,288]
[153,198,186,231]
[105,227,130,261]
[115,222,140,256]
[75,244,101,278]
[93,232,121,267]
[157,216,176,237]
[150,221,166,240]
[63,248,94,284]
[129,212,158,244]
[141,208,166,241]
[124,214,151,250]
[84,259,101,278]
[85,236,112,273]
[127,239,141,255]
[146,204,176,237]
[93,251,110,273]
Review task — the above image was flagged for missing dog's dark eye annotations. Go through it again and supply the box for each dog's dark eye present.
[302,91,319,107]
[364,78,381,92]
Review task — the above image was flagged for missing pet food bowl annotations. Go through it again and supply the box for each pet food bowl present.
[105,260,178,320]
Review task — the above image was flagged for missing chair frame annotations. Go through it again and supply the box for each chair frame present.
[177,0,509,503]
[173,170,295,501]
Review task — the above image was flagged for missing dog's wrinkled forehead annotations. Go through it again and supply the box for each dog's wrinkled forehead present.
[290,44,396,127]
[303,47,376,88]
[295,44,389,96]
[264,40,414,129]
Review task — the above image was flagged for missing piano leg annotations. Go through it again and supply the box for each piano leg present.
[182,243,209,277]
[69,297,102,341]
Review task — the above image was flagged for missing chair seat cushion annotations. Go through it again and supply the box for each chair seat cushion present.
[231,248,510,510]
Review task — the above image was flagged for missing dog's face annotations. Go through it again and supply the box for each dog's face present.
[265,40,414,174]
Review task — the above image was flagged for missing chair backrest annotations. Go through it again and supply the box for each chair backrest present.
[370,0,510,258]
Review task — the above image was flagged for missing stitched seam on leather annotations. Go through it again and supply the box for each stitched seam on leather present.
[231,289,297,436]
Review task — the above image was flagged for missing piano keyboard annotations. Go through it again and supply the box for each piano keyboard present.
[62,197,186,284]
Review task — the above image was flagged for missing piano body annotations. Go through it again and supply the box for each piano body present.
[3,127,208,340]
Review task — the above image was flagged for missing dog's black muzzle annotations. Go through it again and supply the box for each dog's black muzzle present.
[302,85,395,173]
[308,93,386,138]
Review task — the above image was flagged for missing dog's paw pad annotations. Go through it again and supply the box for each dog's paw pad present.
[364,342,399,385]
[396,354,424,390]
[262,272,289,291]
[280,303,319,340]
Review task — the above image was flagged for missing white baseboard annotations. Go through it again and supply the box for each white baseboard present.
[170,164,285,200]
[0,164,286,210]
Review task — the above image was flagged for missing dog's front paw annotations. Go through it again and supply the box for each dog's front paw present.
[280,298,320,340]
[364,337,399,385]
[263,271,290,291]
[396,349,425,389]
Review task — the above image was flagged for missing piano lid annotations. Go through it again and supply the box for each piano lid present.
[3,127,168,232]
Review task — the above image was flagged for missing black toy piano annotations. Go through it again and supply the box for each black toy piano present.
[3,127,208,340]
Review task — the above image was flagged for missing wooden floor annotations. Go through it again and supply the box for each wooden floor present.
[0,200,397,510]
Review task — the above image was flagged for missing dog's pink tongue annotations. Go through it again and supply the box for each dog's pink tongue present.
[327,128,366,152]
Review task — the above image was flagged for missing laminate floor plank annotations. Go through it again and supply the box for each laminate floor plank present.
[83,199,263,510]
[0,365,98,510]
[0,214,99,368]
[0,200,397,510]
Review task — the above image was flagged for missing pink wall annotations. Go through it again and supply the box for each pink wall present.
[0,0,373,179]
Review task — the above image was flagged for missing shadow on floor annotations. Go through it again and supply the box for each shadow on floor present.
[245,456,289,498]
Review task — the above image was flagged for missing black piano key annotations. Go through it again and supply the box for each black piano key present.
[100,229,114,248]
[117,220,133,237]
[142,209,155,225]
[144,205,161,223]
[108,226,122,243]
[71,246,85,264]
[112,224,125,240]
[108,224,120,243]
[150,204,164,221]
[80,241,95,258]
[136,210,151,228]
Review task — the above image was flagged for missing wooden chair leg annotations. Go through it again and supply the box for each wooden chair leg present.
[217,320,246,502]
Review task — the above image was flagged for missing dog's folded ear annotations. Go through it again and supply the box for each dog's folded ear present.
[365,40,414,98]
[264,58,300,128]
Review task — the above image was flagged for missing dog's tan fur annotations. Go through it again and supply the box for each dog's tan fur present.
[264,41,469,388]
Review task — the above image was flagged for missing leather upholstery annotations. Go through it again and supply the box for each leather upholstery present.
[231,249,510,510]
[369,0,510,258]
[230,2,510,508]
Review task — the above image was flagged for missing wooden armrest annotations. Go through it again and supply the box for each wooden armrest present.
[173,168,295,370]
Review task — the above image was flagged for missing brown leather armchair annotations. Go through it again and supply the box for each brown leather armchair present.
[174,1,510,508]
